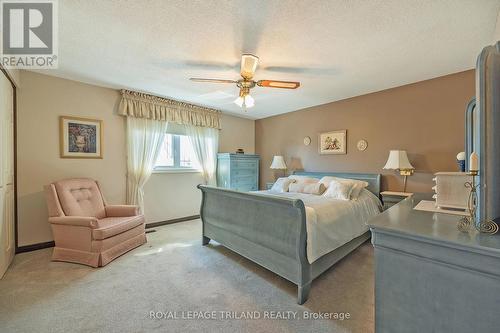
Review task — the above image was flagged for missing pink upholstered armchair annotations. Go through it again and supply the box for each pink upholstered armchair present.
[44,178,146,267]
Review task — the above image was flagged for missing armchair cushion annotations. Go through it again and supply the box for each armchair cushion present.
[54,178,106,219]
[105,205,139,217]
[92,215,145,240]
[49,216,99,228]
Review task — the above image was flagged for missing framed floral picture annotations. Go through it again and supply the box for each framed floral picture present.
[60,116,103,158]
[318,130,347,155]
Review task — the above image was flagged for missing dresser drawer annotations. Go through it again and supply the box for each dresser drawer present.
[231,160,258,169]
[231,168,257,177]
[231,175,257,185]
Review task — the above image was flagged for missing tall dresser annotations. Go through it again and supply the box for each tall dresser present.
[216,153,260,192]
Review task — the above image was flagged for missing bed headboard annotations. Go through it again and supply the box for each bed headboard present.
[292,171,382,197]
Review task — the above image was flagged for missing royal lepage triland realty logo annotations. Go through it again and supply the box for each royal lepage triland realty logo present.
[1,0,58,68]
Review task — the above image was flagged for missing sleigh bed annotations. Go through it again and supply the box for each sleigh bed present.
[198,171,382,304]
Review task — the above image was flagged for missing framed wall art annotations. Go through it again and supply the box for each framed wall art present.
[60,116,103,158]
[318,130,346,155]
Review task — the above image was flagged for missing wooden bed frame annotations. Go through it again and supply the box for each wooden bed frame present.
[198,171,381,304]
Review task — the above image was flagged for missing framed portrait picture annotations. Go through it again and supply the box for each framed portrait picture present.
[60,116,103,158]
[318,130,347,155]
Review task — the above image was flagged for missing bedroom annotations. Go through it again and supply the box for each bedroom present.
[1,1,500,332]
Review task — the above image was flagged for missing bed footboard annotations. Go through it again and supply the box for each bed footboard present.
[198,185,311,304]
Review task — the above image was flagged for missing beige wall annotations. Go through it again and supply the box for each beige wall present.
[219,113,255,154]
[17,71,126,246]
[17,71,255,245]
[255,70,475,193]
[495,11,500,41]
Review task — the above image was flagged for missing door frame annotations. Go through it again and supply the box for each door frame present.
[0,65,18,253]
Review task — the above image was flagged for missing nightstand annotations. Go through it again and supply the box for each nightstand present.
[265,182,274,190]
[381,191,413,210]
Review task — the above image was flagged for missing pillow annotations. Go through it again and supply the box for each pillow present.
[350,183,368,200]
[319,176,369,199]
[289,182,326,195]
[303,182,326,195]
[270,177,295,193]
[288,175,319,184]
[322,180,355,200]
[288,182,306,193]
[318,176,339,188]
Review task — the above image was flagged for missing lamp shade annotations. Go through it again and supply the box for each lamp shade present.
[383,150,414,170]
[270,156,287,169]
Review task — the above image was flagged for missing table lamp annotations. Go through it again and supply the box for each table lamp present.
[270,155,287,179]
[383,150,414,192]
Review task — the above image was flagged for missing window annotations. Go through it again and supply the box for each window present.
[154,134,199,171]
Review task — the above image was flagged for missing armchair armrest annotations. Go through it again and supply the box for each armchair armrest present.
[48,216,98,228]
[105,205,140,217]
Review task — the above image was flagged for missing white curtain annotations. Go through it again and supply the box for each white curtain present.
[186,125,219,186]
[126,117,168,211]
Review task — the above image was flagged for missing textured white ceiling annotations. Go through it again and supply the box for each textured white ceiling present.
[34,0,500,119]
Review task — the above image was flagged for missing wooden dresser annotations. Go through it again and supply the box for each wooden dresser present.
[369,194,500,333]
[216,153,259,192]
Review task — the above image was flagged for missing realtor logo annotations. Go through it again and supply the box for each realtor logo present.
[1,0,58,68]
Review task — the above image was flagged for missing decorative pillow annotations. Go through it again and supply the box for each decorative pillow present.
[289,182,326,195]
[319,176,369,199]
[350,183,367,200]
[288,182,307,193]
[303,182,326,195]
[318,176,339,188]
[288,175,319,184]
[322,180,355,200]
[270,177,296,193]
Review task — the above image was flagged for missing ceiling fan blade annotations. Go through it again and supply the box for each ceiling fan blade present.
[263,66,338,75]
[185,60,238,71]
[189,78,237,84]
[257,80,300,89]
[240,54,259,79]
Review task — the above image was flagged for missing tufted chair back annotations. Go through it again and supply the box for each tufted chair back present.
[51,178,107,219]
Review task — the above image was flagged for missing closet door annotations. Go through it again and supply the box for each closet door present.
[0,71,14,278]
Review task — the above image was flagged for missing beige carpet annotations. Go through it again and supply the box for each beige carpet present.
[0,219,374,333]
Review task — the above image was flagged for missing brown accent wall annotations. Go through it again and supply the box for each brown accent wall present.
[255,70,475,193]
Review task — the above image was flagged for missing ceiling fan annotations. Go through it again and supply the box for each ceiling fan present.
[189,54,300,109]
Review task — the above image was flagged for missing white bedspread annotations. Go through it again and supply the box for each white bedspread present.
[253,189,382,263]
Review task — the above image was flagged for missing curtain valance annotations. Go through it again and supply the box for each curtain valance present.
[118,89,221,129]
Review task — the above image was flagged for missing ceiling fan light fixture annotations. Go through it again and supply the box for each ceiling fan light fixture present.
[234,94,254,108]
[234,96,244,107]
[244,94,255,108]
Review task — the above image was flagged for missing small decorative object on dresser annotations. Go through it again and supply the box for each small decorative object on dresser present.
[432,172,472,210]
[319,130,346,154]
[60,116,103,158]
[380,191,413,210]
[216,153,259,192]
[457,152,499,234]
[383,150,414,192]
[236,148,244,154]
[456,151,466,172]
